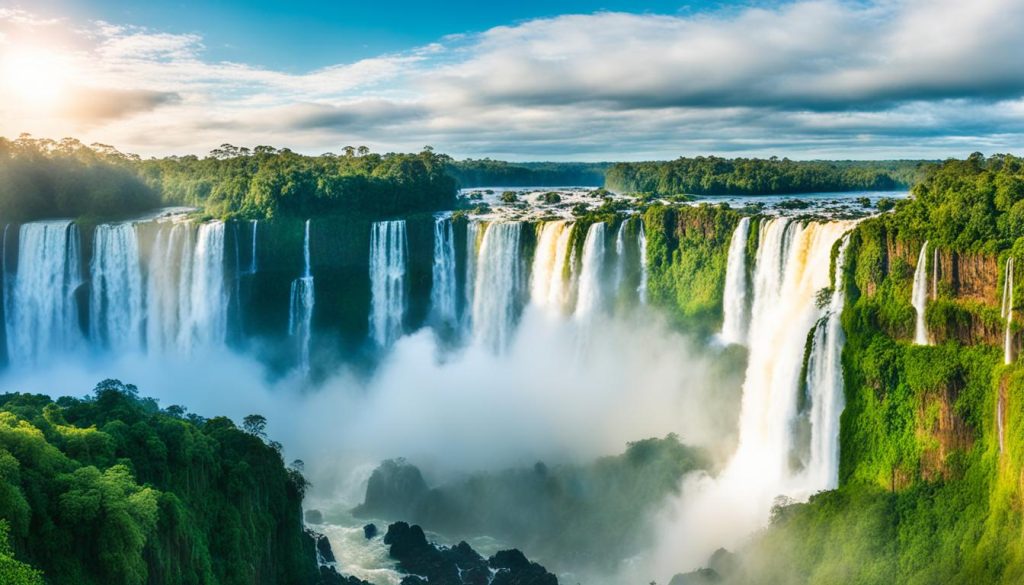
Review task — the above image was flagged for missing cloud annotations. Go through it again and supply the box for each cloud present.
[61,87,181,122]
[2,0,1024,159]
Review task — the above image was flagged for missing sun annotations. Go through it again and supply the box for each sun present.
[1,48,68,107]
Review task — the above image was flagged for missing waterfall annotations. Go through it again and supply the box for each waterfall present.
[912,242,930,345]
[725,218,854,503]
[472,222,524,351]
[430,215,459,329]
[249,220,258,274]
[530,221,574,314]
[146,222,191,353]
[575,222,607,320]
[637,222,649,303]
[180,222,228,352]
[614,220,628,295]
[369,220,408,348]
[90,223,144,353]
[6,221,84,364]
[720,217,752,345]
[802,234,851,489]
[932,246,939,299]
[1003,257,1015,365]
[290,220,315,375]
[463,222,483,333]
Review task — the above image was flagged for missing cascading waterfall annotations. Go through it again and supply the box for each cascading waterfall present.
[249,220,258,274]
[90,223,144,353]
[575,222,607,320]
[180,222,228,352]
[430,215,458,329]
[369,220,408,348]
[530,221,575,314]
[802,234,851,488]
[1003,257,1015,365]
[463,222,482,333]
[720,217,751,345]
[146,221,192,353]
[471,222,524,351]
[637,222,649,303]
[6,221,84,364]
[290,220,315,375]
[912,242,931,345]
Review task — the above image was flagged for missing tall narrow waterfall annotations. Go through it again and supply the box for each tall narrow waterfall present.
[463,222,483,333]
[181,222,228,352]
[369,220,407,347]
[725,219,855,506]
[1003,257,1015,365]
[575,222,607,319]
[6,221,84,364]
[912,242,930,345]
[637,222,649,303]
[249,220,258,274]
[530,221,574,314]
[430,216,458,329]
[290,220,315,375]
[90,223,144,352]
[472,222,524,351]
[720,217,751,345]
[802,234,851,488]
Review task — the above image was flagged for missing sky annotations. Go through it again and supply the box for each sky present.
[1,0,1023,160]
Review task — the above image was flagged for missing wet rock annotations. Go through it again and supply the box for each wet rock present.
[354,459,429,519]
[364,523,379,539]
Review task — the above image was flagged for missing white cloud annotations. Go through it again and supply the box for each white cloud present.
[2,0,1024,159]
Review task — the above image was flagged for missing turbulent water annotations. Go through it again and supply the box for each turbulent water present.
[720,217,751,345]
[369,220,408,348]
[912,241,930,345]
[290,220,315,376]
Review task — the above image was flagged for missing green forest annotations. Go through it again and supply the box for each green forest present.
[0,379,326,585]
[606,157,927,197]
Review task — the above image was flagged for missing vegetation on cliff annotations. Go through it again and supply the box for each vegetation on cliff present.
[606,157,925,197]
[0,379,329,585]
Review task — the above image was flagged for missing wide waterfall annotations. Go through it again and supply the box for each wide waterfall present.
[290,220,315,375]
[530,221,575,314]
[90,223,144,353]
[719,217,751,345]
[575,222,607,320]
[912,241,930,345]
[144,220,228,355]
[6,221,84,364]
[430,215,458,329]
[1003,257,1015,365]
[369,220,408,347]
[471,222,524,351]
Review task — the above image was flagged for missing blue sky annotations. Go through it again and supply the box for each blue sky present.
[2,1,1023,160]
[28,0,742,69]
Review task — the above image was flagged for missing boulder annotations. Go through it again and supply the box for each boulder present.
[354,459,429,519]
[364,523,379,539]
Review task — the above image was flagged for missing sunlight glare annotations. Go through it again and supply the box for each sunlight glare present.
[2,48,68,106]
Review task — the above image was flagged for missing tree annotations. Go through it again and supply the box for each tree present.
[242,414,267,438]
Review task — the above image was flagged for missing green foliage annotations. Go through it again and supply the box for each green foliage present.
[882,153,1024,252]
[0,381,320,585]
[605,157,925,196]
[0,135,160,222]
[641,204,740,336]
[140,145,457,220]
[447,159,608,187]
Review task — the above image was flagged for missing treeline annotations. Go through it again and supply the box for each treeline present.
[138,144,457,220]
[447,159,608,187]
[605,157,928,196]
[0,380,328,585]
[883,152,1024,251]
[0,136,161,222]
